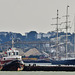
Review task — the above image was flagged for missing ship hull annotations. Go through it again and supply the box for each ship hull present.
[23,59,75,65]
[50,59,75,65]
[23,60,50,63]
[1,59,24,71]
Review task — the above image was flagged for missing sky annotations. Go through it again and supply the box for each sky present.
[0,0,75,35]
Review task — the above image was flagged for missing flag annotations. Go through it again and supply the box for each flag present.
[10,48,12,50]
[5,52,7,54]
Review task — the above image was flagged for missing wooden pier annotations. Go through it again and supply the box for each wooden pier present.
[22,64,75,71]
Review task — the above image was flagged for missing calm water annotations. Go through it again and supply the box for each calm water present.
[0,71,75,75]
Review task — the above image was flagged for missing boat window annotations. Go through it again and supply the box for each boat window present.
[13,52,15,55]
[16,52,18,55]
[9,52,10,56]
[4,58,5,60]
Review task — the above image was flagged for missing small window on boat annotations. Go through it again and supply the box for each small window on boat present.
[16,52,18,55]
[4,58,5,60]
[13,52,15,55]
[9,52,10,56]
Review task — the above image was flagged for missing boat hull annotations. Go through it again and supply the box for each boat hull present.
[50,59,75,65]
[1,60,24,71]
[23,59,75,65]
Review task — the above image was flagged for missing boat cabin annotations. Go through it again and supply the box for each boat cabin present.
[7,48,19,57]
[2,48,22,61]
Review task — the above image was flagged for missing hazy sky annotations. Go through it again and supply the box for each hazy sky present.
[0,0,75,35]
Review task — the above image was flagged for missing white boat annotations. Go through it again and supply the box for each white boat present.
[0,36,24,71]
[0,48,22,64]
[0,47,24,71]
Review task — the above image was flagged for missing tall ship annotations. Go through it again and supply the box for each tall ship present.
[22,6,75,65]
[49,5,75,65]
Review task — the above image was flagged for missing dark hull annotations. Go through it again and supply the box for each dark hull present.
[50,59,75,65]
[23,59,75,65]
[1,60,24,71]
[23,65,75,71]
[23,60,50,63]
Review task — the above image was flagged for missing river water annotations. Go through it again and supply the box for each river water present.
[0,71,75,75]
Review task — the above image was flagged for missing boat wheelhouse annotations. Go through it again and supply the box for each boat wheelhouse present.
[0,48,22,65]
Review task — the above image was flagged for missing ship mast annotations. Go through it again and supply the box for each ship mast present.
[12,34,14,48]
[51,10,61,59]
[74,16,75,57]
[56,10,59,59]
[65,5,69,58]
[62,6,70,58]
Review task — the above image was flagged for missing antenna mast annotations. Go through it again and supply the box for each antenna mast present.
[12,34,14,48]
